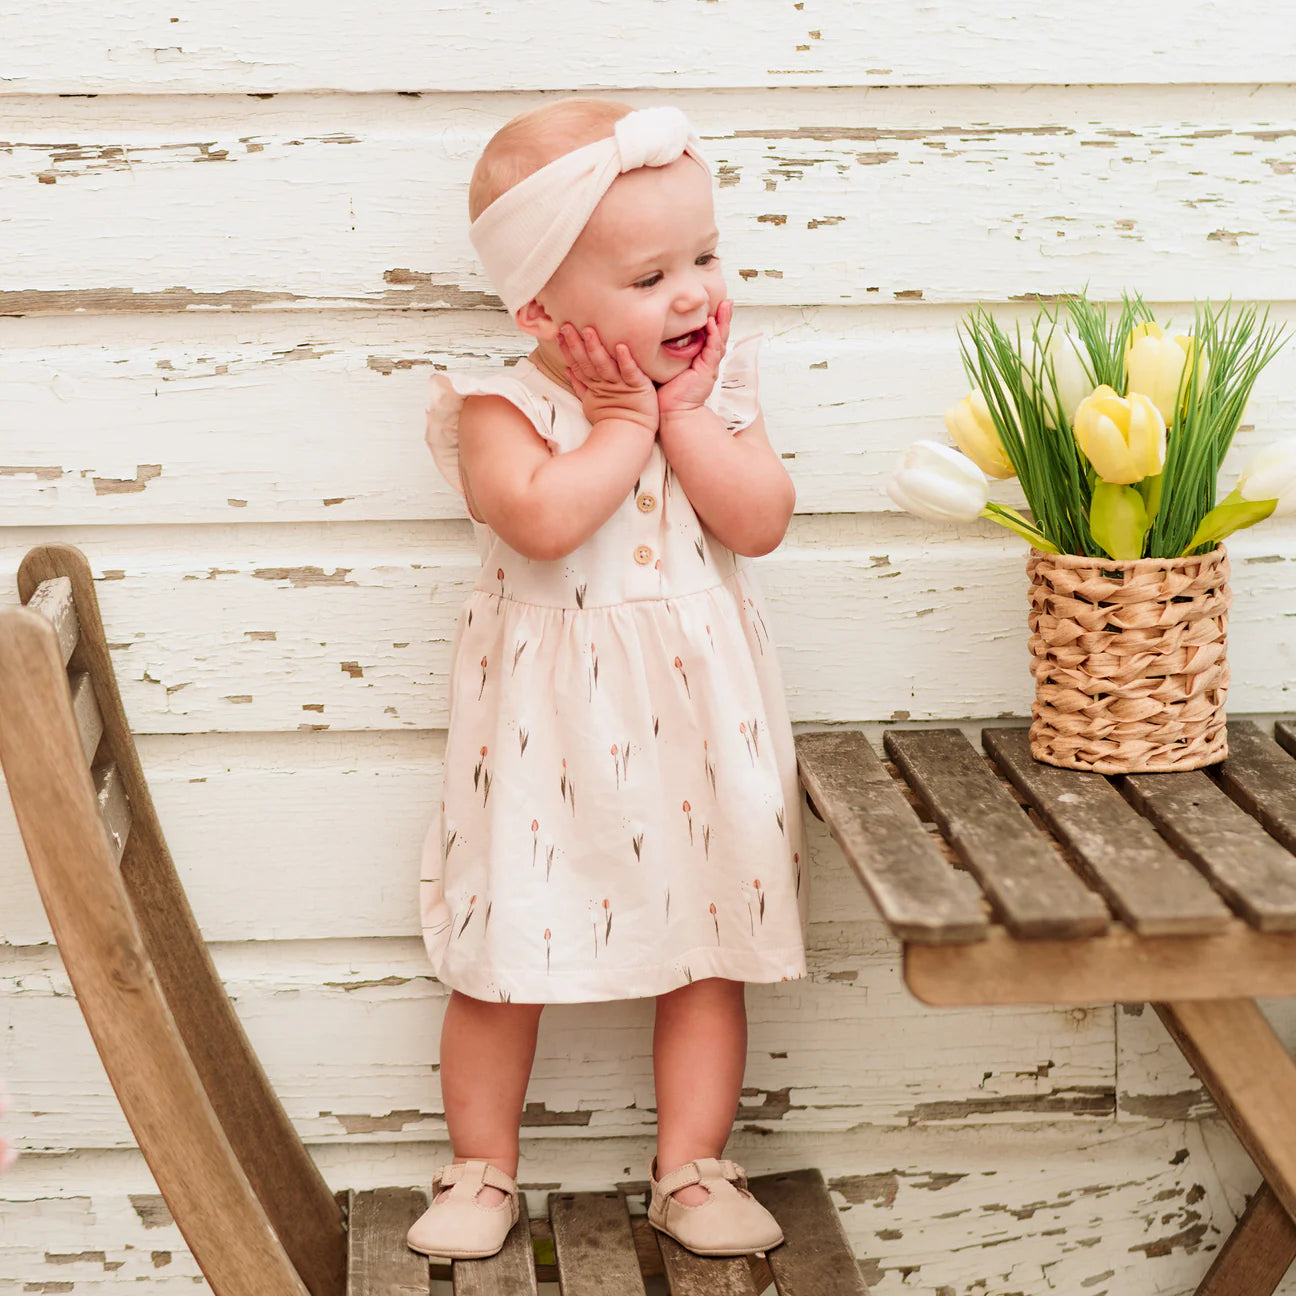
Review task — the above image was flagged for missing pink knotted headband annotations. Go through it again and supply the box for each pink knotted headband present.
[469,106,710,316]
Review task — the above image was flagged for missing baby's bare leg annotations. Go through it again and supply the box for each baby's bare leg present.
[440,990,544,1204]
[653,977,747,1206]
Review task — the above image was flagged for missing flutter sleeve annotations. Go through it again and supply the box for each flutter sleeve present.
[425,368,559,497]
[707,332,763,434]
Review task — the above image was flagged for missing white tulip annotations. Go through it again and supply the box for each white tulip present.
[1237,439,1296,517]
[1043,329,1095,429]
[885,441,989,523]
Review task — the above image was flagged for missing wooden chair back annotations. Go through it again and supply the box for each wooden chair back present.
[0,544,347,1296]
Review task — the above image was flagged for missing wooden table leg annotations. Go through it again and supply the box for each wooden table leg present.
[1154,1001,1296,1295]
[1193,1185,1296,1296]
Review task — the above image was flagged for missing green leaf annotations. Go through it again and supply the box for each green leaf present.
[1140,472,1164,524]
[1090,481,1149,560]
[980,503,1061,552]
[1179,495,1277,555]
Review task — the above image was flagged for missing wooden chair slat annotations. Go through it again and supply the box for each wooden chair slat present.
[1214,720,1296,857]
[69,671,104,765]
[883,729,1109,939]
[0,603,312,1296]
[794,730,987,944]
[983,727,1230,935]
[452,1194,538,1296]
[1192,1183,1296,1296]
[1276,719,1296,760]
[344,1188,430,1296]
[15,544,347,1296]
[25,575,78,665]
[904,922,1296,1006]
[94,761,132,866]
[548,1191,648,1295]
[1123,770,1296,930]
[654,1232,761,1296]
[748,1169,869,1295]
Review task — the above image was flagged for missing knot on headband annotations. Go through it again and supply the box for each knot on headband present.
[613,106,692,171]
[470,106,709,316]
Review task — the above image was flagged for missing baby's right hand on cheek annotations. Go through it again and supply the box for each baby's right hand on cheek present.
[559,325,659,435]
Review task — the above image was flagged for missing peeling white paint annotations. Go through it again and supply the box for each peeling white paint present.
[3,16,1296,1294]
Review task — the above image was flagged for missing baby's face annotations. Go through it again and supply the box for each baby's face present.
[536,156,727,385]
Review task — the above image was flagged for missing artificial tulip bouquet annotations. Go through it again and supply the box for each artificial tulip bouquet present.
[888,290,1292,560]
[887,290,1292,774]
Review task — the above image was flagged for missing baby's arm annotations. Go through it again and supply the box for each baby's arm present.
[457,329,658,562]
[656,304,796,557]
[658,407,796,557]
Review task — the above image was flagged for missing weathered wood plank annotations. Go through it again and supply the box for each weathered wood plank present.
[1278,720,1296,761]
[905,922,1296,1007]
[4,529,1295,732]
[795,730,987,943]
[0,733,446,944]
[984,727,1230,936]
[4,311,1295,527]
[69,671,105,766]
[1123,771,1296,930]
[1193,1184,1296,1296]
[884,729,1109,939]
[451,1194,537,1296]
[654,1232,761,1296]
[92,762,131,866]
[748,1169,869,1295]
[548,1192,647,1296]
[3,533,1041,733]
[2,5,1291,94]
[24,577,78,665]
[1154,1000,1296,1228]
[2,939,1123,1149]
[1215,720,1296,857]
[6,90,1296,312]
[345,1187,430,1296]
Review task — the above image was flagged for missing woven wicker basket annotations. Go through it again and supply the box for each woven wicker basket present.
[1026,544,1231,773]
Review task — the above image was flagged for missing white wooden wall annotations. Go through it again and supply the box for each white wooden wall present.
[3,4,1296,1292]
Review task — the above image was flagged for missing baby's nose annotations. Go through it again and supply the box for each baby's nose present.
[674,277,708,311]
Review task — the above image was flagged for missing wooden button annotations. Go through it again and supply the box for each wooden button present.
[636,492,658,513]
[633,545,654,565]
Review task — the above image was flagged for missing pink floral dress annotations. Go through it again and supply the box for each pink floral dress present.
[421,337,807,1003]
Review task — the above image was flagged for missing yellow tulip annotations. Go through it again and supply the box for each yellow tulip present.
[943,390,1015,480]
[1124,322,1206,423]
[1073,385,1167,484]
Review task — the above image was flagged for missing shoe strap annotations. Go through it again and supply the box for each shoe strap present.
[655,1161,702,1196]
[657,1157,747,1198]
[432,1160,518,1197]
[696,1157,748,1190]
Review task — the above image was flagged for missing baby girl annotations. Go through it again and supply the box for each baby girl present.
[409,98,808,1260]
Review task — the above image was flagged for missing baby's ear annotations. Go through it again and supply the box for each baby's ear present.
[515,298,557,340]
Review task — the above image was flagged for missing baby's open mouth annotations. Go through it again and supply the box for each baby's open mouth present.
[663,329,703,353]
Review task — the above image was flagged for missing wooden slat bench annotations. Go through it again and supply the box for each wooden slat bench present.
[796,722,1296,1296]
[0,543,867,1296]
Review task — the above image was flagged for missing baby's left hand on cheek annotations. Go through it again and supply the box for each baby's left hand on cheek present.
[657,299,733,418]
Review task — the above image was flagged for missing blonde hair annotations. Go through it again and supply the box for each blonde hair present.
[468,98,633,222]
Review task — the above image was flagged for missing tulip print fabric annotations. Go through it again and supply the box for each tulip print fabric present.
[421,337,808,1003]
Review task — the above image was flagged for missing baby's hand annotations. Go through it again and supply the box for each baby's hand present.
[657,300,732,418]
[559,325,659,434]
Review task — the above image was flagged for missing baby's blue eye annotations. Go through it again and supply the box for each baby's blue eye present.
[634,273,662,289]
[697,253,717,266]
